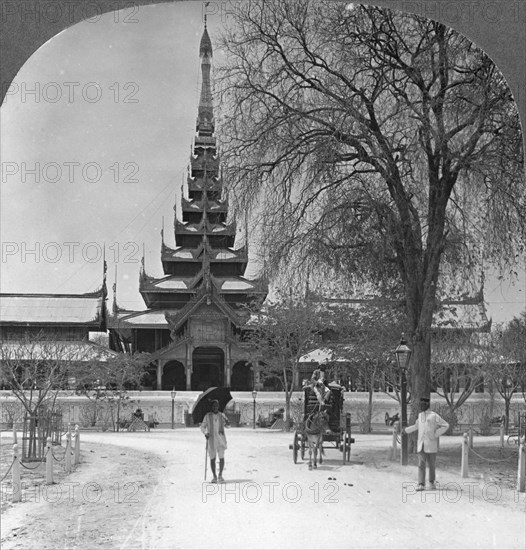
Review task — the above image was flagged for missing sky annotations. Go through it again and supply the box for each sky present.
[0,1,525,327]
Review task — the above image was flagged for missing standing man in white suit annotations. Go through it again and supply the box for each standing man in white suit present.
[404,397,449,491]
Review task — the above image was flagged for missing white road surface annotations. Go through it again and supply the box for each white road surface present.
[1,429,525,549]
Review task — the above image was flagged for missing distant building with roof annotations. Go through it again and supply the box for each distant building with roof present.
[0,285,113,388]
[108,23,268,391]
[297,286,492,391]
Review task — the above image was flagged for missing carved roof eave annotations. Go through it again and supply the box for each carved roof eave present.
[187,178,222,194]
[161,241,176,257]
[174,219,236,236]
[161,246,248,265]
[161,240,206,260]
[139,269,159,291]
[110,301,138,317]
[208,274,269,296]
[181,197,228,212]
[139,273,199,294]
[238,276,269,295]
[153,261,214,293]
[165,287,246,333]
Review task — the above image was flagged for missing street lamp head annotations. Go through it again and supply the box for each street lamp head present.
[394,333,412,370]
[171,388,176,399]
[252,389,258,400]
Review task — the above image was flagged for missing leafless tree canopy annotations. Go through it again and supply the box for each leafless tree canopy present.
[217,0,525,408]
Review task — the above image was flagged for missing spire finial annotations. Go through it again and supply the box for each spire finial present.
[102,243,108,298]
[112,265,118,314]
[197,18,214,136]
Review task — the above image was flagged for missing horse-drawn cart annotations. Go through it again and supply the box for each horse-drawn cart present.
[290,384,354,467]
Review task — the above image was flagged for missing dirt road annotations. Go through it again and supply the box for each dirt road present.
[1,429,525,549]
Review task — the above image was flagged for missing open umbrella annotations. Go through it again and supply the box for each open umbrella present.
[191,386,233,424]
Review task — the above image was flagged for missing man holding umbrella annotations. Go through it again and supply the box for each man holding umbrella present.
[201,399,230,483]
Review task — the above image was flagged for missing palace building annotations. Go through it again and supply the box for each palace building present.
[0,286,113,386]
[108,23,268,391]
[0,24,495,396]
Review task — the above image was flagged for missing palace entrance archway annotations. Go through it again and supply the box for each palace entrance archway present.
[162,361,186,391]
[191,347,224,391]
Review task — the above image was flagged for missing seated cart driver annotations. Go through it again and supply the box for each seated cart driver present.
[309,367,331,405]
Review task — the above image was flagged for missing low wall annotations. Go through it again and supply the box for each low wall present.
[0,391,524,431]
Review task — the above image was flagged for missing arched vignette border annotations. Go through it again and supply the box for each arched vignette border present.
[0,0,524,136]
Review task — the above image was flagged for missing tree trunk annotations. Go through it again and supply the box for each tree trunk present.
[408,335,432,422]
[504,397,511,434]
[284,392,292,431]
[116,399,121,432]
[366,371,375,433]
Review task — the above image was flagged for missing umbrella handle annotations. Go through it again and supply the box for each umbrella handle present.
[204,438,208,481]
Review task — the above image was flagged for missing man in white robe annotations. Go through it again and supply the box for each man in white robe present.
[201,400,230,483]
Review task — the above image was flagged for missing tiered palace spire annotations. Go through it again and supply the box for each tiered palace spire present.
[109,23,268,391]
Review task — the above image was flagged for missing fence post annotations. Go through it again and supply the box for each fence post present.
[517,442,526,493]
[45,437,53,485]
[12,444,21,503]
[389,421,399,460]
[65,429,72,474]
[12,423,17,445]
[461,433,469,478]
[500,420,505,448]
[468,426,474,449]
[74,425,80,465]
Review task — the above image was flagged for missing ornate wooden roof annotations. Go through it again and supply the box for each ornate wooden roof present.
[0,288,106,328]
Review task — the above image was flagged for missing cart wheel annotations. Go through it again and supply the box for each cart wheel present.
[293,431,300,463]
[301,436,306,460]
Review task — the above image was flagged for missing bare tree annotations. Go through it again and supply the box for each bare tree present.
[75,352,151,431]
[218,0,525,417]
[322,300,407,431]
[0,334,108,458]
[1,335,83,414]
[243,293,323,429]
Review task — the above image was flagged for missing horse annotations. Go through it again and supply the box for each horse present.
[304,410,330,470]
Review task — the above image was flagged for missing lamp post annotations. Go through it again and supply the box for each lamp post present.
[171,388,176,429]
[252,389,257,430]
[394,334,412,466]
